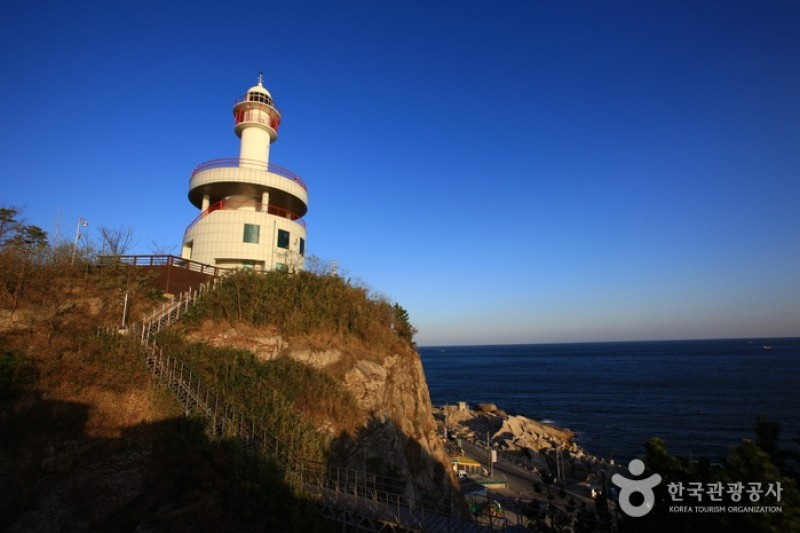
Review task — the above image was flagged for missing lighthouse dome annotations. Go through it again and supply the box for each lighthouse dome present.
[247,82,271,99]
[244,73,274,106]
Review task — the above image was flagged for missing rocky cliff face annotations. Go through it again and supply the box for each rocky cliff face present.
[4,320,455,530]
[338,352,450,491]
[188,323,456,499]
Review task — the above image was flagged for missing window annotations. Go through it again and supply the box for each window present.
[275,263,287,271]
[247,92,273,106]
[299,237,305,256]
[243,224,260,243]
[277,229,290,249]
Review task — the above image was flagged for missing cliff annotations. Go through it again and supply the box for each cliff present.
[171,268,459,501]
[186,321,455,499]
[1,264,455,529]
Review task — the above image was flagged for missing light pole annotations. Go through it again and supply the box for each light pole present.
[121,290,129,328]
[71,217,88,265]
[118,289,130,334]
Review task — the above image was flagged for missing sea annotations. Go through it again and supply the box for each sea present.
[418,338,800,463]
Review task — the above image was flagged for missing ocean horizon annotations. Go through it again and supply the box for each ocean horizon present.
[418,337,800,462]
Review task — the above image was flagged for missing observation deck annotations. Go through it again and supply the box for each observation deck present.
[188,158,308,218]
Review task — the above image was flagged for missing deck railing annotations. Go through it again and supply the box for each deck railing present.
[101,255,223,277]
[183,198,306,234]
[234,92,281,114]
[191,158,307,190]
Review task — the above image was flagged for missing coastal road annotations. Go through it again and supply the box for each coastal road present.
[460,440,542,497]
[459,440,609,529]
[460,440,593,504]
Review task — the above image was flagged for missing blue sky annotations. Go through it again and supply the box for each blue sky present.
[2,1,798,345]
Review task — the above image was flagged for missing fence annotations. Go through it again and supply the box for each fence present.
[103,280,505,531]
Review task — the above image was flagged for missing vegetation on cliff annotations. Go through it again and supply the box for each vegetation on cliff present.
[0,206,438,530]
[155,331,358,462]
[1,332,326,531]
[0,208,343,530]
[184,267,417,350]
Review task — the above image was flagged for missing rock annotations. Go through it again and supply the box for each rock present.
[338,351,455,497]
[438,401,604,483]
[188,322,456,503]
[475,403,498,413]
[288,347,341,368]
[188,325,345,368]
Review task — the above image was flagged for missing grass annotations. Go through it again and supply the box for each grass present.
[183,269,416,352]
[156,330,361,461]
[0,216,428,528]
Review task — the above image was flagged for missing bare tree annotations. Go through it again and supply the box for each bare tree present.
[99,226,136,257]
[149,241,177,256]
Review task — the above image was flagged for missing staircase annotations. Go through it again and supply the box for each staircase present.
[138,280,214,342]
[117,280,504,532]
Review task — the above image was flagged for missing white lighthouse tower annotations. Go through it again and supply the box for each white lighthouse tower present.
[182,74,308,271]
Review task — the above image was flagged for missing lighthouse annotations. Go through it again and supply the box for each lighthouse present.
[181,75,308,271]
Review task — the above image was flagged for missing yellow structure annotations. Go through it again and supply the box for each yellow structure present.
[453,455,483,477]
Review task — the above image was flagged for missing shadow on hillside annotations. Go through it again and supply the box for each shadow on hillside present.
[0,392,325,532]
[326,414,461,516]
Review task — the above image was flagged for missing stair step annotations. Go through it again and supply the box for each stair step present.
[130,282,491,532]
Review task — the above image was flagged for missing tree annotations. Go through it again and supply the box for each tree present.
[0,207,46,251]
[0,207,22,247]
[621,422,800,532]
[755,413,781,463]
[0,207,49,311]
[98,225,136,257]
[392,303,418,345]
[149,241,177,256]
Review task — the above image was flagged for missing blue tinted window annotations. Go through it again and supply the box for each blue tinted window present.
[277,229,290,249]
[243,224,260,243]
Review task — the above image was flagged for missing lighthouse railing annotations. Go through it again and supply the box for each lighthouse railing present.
[191,158,307,190]
[183,199,306,235]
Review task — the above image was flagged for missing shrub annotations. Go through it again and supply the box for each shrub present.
[185,270,416,350]
[156,332,361,461]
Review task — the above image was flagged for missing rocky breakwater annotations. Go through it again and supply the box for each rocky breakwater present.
[440,403,607,482]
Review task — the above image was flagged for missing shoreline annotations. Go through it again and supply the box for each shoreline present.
[433,401,618,488]
[433,401,625,529]
[418,340,800,462]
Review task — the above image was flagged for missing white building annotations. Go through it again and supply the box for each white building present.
[182,75,308,271]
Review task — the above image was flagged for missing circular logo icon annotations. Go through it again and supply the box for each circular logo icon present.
[611,459,662,517]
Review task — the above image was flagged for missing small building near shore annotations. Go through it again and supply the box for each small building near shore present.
[452,455,482,477]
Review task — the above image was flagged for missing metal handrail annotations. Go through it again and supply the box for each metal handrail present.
[110,280,488,531]
[191,158,307,190]
[234,93,281,115]
[101,255,223,277]
[183,198,306,234]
